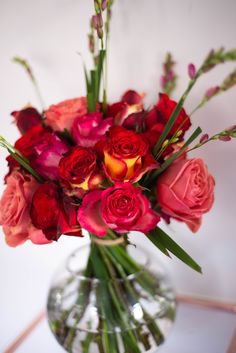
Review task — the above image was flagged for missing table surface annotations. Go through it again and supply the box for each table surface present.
[4,300,236,353]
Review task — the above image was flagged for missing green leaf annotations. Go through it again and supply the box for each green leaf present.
[150,127,202,181]
[87,91,96,112]
[147,227,202,273]
[147,230,171,257]
[153,96,187,155]
[95,49,106,101]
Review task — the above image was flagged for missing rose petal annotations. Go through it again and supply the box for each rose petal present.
[77,190,108,237]
[135,209,160,233]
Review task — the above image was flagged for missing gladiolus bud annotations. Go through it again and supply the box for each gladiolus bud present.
[219,135,231,142]
[225,125,236,133]
[205,86,220,99]
[101,0,107,10]
[200,133,209,143]
[188,63,196,79]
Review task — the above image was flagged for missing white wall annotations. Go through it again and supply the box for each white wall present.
[0,0,236,347]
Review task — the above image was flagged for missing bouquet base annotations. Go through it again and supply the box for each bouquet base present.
[47,243,176,353]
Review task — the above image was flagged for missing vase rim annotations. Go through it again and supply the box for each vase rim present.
[65,243,151,282]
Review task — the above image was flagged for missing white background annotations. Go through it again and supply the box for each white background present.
[0,0,236,350]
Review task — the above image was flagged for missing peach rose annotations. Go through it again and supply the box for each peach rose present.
[45,97,87,132]
[156,158,215,232]
[0,171,50,246]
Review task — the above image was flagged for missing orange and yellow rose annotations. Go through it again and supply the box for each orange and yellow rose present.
[96,126,159,183]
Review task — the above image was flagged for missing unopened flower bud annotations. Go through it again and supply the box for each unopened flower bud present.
[200,133,209,143]
[188,63,196,79]
[160,76,167,89]
[94,0,100,13]
[219,135,231,142]
[97,27,103,39]
[167,71,174,81]
[176,130,183,137]
[225,125,236,133]
[91,15,99,29]
[97,13,103,27]
[101,0,107,10]
[88,34,95,53]
[162,139,169,148]
[205,86,220,99]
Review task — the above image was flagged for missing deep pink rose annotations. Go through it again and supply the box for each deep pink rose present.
[33,132,69,179]
[0,171,50,246]
[11,107,42,134]
[156,158,215,232]
[78,182,160,237]
[45,97,87,132]
[7,125,69,180]
[72,112,113,147]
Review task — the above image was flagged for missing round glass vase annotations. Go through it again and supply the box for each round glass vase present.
[47,243,176,353]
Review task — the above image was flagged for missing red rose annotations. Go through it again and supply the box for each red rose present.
[121,90,144,105]
[107,95,143,125]
[96,126,159,182]
[12,107,42,134]
[59,147,101,190]
[78,182,160,237]
[30,181,82,240]
[144,93,191,147]
[15,125,48,158]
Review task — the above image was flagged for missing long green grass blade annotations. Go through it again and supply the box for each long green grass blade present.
[147,227,202,273]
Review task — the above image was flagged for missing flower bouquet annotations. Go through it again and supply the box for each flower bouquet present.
[1,1,236,352]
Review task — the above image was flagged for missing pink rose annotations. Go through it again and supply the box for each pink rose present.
[78,182,160,237]
[45,97,87,132]
[156,158,215,232]
[33,132,69,179]
[0,171,50,246]
[72,112,113,147]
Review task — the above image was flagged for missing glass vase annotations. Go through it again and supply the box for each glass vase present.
[47,242,176,353]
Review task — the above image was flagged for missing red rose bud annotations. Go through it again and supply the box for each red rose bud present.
[121,90,144,105]
[59,147,100,190]
[188,63,196,79]
[11,107,42,134]
[200,133,209,143]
